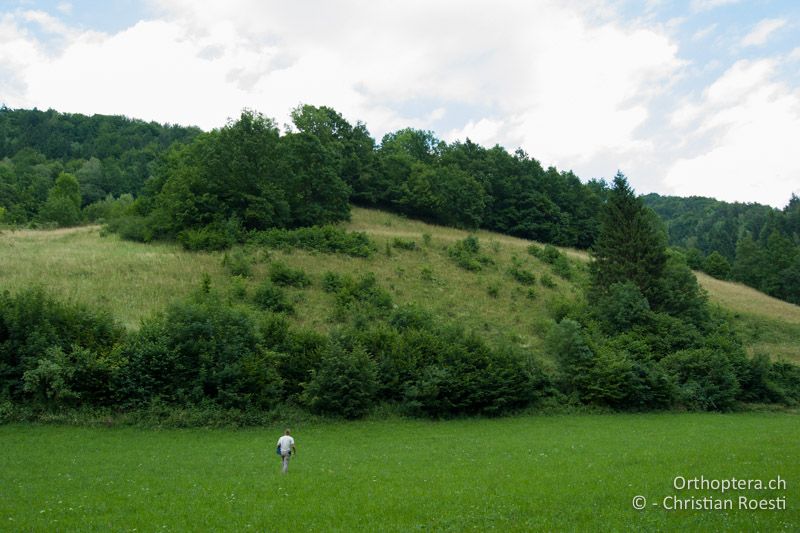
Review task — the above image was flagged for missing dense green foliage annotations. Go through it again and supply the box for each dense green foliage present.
[0,107,200,224]
[534,175,798,411]
[644,193,800,304]
[2,105,604,252]
[250,225,376,257]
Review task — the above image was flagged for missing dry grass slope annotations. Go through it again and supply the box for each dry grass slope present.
[1,207,798,362]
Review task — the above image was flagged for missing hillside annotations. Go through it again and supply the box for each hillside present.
[2,206,798,364]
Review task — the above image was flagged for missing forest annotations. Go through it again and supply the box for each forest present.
[643,193,800,305]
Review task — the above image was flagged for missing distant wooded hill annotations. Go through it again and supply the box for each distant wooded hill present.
[643,194,800,305]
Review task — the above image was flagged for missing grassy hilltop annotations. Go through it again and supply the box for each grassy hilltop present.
[2,206,798,364]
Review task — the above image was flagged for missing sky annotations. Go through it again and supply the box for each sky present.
[1,0,798,208]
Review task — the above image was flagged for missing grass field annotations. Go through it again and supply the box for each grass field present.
[0,413,797,531]
[0,208,585,351]
[2,207,798,362]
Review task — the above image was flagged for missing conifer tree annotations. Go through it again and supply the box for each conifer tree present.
[590,172,667,305]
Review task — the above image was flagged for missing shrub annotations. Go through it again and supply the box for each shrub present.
[0,288,123,401]
[591,337,674,409]
[403,329,537,417]
[703,251,732,280]
[177,218,244,251]
[84,194,135,223]
[631,312,702,359]
[251,225,375,257]
[302,344,378,419]
[593,282,651,334]
[222,250,251,277]
[509,266,536,285]
[540,274,556,288]
[389,305,434,331]
[274,328,329,399]
[768,362,800,405]
[115,296,269,409]
[269,262,311,287]
[551,257,572,280]
[545,319,594,397]
[253,281,294,313]
[392,238,418,251]
[321,271,345,292]
[661,349,740,411]
[652,252,709,326]
[22,346,78,406]
[333,273,393,317]
[178,229,232,252]
[448,235,493,271]
[105,215,152,242]
[229,276,248,301]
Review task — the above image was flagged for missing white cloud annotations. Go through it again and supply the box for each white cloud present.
[691,0,740,12]
[21,10,71,35]
[692,23,717,41]
[741,18,786,47]
[445,118,505,146]
[0,1,683,165]
[664,60,800,207]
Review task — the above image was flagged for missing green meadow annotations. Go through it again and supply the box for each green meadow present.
[0,413,797,531]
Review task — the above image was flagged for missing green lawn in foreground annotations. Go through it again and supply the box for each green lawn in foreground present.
[0,413,796,531]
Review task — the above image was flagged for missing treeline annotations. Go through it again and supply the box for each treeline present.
[1,106,604,250]
[644,194,800,305]
[0,107,200,225]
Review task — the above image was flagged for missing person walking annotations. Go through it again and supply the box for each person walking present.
[277,429,297,474]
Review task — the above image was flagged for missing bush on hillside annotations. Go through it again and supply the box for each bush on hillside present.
[302,344,378,419]
[528,244,572,279]
[114,295,285,409]
[392,238,418,251]
[703,251,732,280]
[333,272,393,318]
[448,235,493,271]
[251,225,375,257]
[403,329,537,417]
[222,250,252,277]
[593,282,650,334]
[661,349,740,411]
[253,281,294,314]
[508,266,536,285]
[177,218,244,251]
[269,262,311,287]
[0,288,123,402]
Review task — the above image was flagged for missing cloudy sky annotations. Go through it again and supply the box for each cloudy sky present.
[1,1,799,207]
